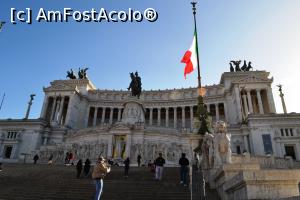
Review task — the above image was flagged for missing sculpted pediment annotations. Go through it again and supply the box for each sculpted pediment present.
[233,75,272,84]
[44,82,75,92]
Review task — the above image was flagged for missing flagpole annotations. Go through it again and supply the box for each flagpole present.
[191,1,202,91]
[0,93,5,111]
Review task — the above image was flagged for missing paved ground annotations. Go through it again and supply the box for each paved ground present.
[0,164,191,200]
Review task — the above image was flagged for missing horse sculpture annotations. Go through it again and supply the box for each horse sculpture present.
[78,67,89,79]
[66,69,77,79]
[128,71,142,98]
[230,60,253,72]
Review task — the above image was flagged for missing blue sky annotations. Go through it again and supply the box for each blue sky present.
[0,0,299,119]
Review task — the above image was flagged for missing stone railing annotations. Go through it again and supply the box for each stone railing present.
[232,154,300,169]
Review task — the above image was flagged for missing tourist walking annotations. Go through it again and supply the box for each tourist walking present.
[70,152,75,165]
[76,159,83,178]
[148,160,155,173]
[33,154,39,164]
[65,152,70,165]
[84,158,91,177]
[0,156,3,171]
[154,153,165,181]
[124,157,130,177]
[48,154,53,165]
[179,153,189,186]
[137,154,142,167]
[92,156,111,200]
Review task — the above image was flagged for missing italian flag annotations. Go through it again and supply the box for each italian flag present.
[181,30,198,79]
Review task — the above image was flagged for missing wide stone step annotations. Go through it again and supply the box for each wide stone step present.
[0,164,190,200]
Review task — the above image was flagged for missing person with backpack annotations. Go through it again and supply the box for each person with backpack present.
[92,156,111,200]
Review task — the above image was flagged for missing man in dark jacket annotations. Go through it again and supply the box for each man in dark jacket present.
[137,154,142,167]
[33,154,39,164]
[76,159,83,178]
[84,158,91,177]
[124,157,130,177]
[179,153,189,186]
[154,153,165,180]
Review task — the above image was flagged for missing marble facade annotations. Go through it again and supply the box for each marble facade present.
[0,70,300,166]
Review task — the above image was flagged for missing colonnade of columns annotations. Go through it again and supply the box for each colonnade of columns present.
[43,96,70,125]
[240,88,275,117]
[87,103,226,130]
[87,107,123,127]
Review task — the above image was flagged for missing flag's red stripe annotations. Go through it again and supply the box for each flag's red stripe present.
[181,50,194,78]
[181,50,192,64]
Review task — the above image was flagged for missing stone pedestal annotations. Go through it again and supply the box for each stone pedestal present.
[224,170,300,200]
[212,163,260,200]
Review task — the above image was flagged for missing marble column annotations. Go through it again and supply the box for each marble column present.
[64,96,74,127]
[246,90,253,114]
[280,93,287,114]
[234,86,243,121]
[190,106,194,131]
[109,107,113,124]
[117,108,122,121]
[84,106,91,128]
[166,108,169,128]
[223,102,228,121]
[174,107,177,129]
[43,133,49,145]
[149,108,153,126]
[206,104,210,113]
[54,97,62,122]
[93,107,98,126]
[107,135,113,158]
[243,135,249,152]
[158,108,161,126]
[182,106,185,128]
[242,94,249,116]
[125,134,132,158]
[101,107,106,124]
[50,96,57,121]
[256,89,264,114]
[267,87,276,113]
[215,103,220,121]
[57,96,65,124]
[280,143,285,158]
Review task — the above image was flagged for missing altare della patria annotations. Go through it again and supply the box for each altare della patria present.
[1,61,300,199]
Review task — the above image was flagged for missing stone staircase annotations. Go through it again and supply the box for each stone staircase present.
[0,164,192,200]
